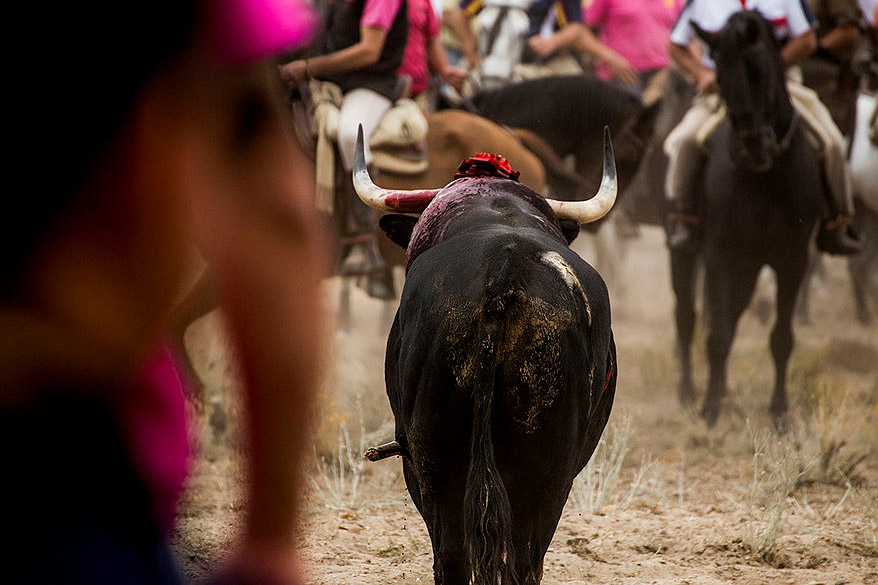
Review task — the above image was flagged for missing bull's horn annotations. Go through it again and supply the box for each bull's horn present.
[545,126,617,223]
[352,124,442,213]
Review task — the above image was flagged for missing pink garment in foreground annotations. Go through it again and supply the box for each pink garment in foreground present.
[120,343,192,533]
[586,0,682,79]
[211,0,318,65]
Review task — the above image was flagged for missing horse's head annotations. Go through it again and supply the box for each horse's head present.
[694,11,790,172]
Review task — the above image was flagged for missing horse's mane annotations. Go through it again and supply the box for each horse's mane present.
[720,10,782,64]
[712,10,788,108]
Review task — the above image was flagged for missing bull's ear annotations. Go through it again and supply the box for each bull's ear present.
[558,219,581,244]
[379,214,419,248]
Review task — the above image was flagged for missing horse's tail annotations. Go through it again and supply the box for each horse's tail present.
[464,286,518,585]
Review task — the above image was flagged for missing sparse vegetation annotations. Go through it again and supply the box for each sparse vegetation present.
[307,400,369,510]
[173,229,878,584]
[568,414,632,514]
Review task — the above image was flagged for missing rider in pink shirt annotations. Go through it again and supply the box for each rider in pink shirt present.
[585,0,683,88]
[398,0,467,99]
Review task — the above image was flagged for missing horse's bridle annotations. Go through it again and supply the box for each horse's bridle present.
[732,108,800,168]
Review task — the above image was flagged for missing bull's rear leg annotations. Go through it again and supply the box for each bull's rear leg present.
[770,264,808,425]
[429,499,468,585]
[433,538,467,585]
[403,463,468,585]
[670,247,699,405]
[508,484,570,585]
[702,261,760,427]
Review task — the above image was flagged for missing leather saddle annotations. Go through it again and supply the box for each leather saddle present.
[289,77,429,174]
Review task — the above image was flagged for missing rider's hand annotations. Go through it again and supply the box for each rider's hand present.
[695,67,718,93]
[605,53,638,87]
[278,60,310,90]
[528,35,558,59]
[441,66,468,92]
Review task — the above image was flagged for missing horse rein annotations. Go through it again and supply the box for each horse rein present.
[733,108,801,162]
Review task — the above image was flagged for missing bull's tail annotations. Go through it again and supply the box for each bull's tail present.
[464,290,518,585]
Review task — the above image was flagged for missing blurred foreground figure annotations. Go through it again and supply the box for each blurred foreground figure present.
[1,1,327,583]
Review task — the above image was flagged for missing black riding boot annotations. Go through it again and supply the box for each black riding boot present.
[814,172,863,256]
[815,216,863,255]
[666,142,705,252]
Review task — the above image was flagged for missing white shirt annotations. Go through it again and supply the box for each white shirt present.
[670,0,815,50]
[859,0,876,25]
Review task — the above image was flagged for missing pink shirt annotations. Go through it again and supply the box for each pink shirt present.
[399,0,442,96]
[362,0,405,30]
[586,0,683,79]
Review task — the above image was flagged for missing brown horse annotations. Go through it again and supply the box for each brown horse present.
[169,103,548,405]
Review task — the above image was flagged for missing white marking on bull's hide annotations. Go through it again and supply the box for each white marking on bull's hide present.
[540,251,591,326]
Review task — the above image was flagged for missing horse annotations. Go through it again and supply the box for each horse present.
[672,11,822,427]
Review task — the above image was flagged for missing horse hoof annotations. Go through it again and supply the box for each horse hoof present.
[700,404,720,429]
[771,413,789,434]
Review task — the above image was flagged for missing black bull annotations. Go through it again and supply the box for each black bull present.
[356,128,618,584]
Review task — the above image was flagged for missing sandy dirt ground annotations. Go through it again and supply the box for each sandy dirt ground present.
[172,224,878,584]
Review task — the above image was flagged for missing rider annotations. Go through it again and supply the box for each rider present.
[452,0,637,86]
[804,0,865,131]
[399,0,468,104]
[585,0,685,94]
[811,0,863,62]
[280,0,409,299]
[665,0,864,255]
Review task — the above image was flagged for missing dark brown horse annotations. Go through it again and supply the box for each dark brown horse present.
[673,12,822,427]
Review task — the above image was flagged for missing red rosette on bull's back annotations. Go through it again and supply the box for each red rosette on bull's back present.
[454,153,521,181]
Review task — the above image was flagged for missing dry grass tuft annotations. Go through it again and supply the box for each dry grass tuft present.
[568,413,634,514]
[306,399,369,510]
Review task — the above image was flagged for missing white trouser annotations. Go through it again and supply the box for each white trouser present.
[337,88,393,171]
